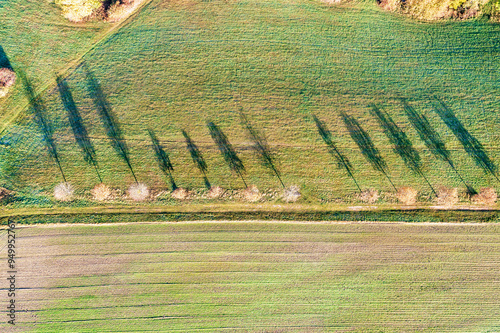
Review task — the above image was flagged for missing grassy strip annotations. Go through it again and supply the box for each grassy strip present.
[2,205,500,224]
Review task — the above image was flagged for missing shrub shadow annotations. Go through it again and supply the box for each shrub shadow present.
[56,75,102,182]
[148,129,177,191]
[207,121,247,188]
[313,114,360,192]
[370,104,435,195]
[401,99,476,194]
[19,70,67,182]
[83,64,137,182]
[0,45,13,70]
[182,130,211,189]
[432,97,498,182]
[340,111,396,191]
[240,113,284,188]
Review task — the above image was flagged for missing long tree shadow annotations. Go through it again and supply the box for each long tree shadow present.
[432,97,499,183]
[313,114,361,192]
[401,99,475,194]
[0,45,13,70]
[19,70,67,182]
[207,121,247,188]
[182,130,211,189]
[240,112,284,188]
[148,129,177,191]
[370,104,435,195]
[56,75,102,183]
[340,111,396,191]
[83,64,137,183]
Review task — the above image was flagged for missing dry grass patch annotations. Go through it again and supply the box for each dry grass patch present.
[320,0,344,5]
[435,186,459,206]
[55,0,103,22]
[472,187,497,205]
[283,185,301,203]
[397,186,418,205]
[242,185,262,202]
[208,186,225,199]
[0,187,12,202]
[358,189,379,204]
[171,187,190,200]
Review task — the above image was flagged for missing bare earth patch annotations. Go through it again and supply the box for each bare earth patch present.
[377,0,492,21]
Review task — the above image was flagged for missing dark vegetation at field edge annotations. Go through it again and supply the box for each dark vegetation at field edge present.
[313,114,361,192]
[6,208,500,224]
[56,75,102,183]
[148,128,177,191]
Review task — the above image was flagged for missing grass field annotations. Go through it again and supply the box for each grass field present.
[0,221,498,332]
[1,0,500,206]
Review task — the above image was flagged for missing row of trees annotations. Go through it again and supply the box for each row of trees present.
[15,65,499,204]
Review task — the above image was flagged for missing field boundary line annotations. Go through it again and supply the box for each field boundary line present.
[5,220,497,229]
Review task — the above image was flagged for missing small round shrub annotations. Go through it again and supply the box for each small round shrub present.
[359,189,379,204]
[435,186,459,206]
[471,187,497,205]
[54,182,75,201]
[91,183,111,201]
[397,187,418,205]
[0,68,16,98]
[171,188,190,200]
[283,185,301,203]
[208,186,225,199]
[127,182,149,201]
[243,185,262,202]
[0,187,12,202]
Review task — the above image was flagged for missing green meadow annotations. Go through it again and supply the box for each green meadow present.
[1,0,500,206]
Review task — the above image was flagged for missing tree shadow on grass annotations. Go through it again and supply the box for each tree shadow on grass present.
[0,45,13,70]
[240,112,284,188]
[370,104,435,195]
[313,114,361,192]
[19,70,67,182]
[207,121,247,188]
[83,64,137,183]
[340,111,396,191]
[182,130,211,189]
[401,99,476,194]
[432,96,498,183]
[56,75,102,183]
[148,129,177,191]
